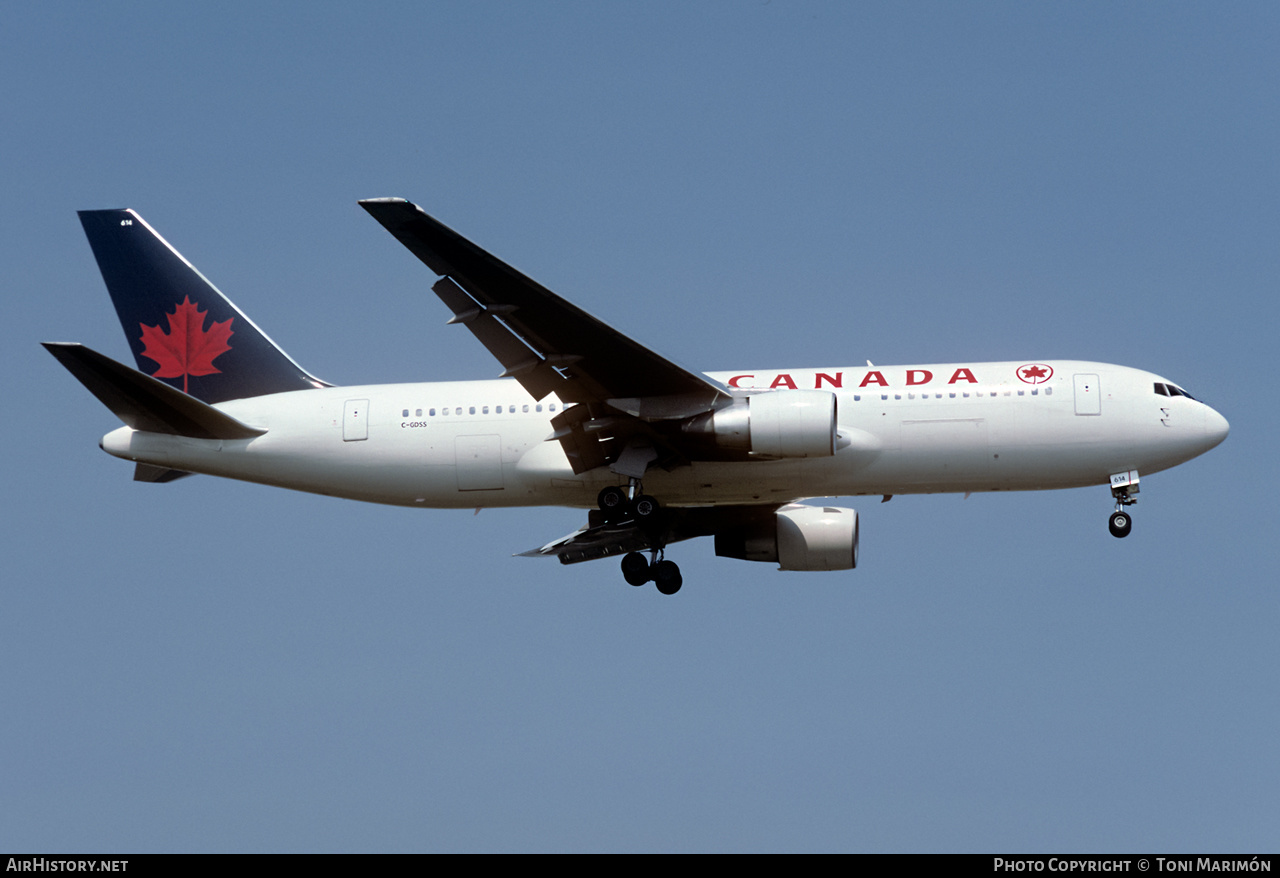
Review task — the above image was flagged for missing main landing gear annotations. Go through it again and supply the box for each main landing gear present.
[596,485,662,525]
[1108,473,1138,539]
[598,483,681,594]
[621,550,683,595]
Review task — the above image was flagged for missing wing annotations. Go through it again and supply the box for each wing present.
[520,505,780,564]
[518,519,657,564]
[360,198,735,474]
[359,198,730,408]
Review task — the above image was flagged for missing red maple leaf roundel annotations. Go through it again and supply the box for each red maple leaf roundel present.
[1017,363,1053,384]
[138,296,234,393]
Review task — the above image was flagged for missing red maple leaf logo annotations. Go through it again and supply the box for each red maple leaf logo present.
[138,296,233,394]
[1017,363,1053,384]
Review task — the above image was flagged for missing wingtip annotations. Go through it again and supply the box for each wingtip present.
[76,208,134,218]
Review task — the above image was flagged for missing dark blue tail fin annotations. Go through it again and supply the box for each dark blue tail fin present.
[78,209,329,403]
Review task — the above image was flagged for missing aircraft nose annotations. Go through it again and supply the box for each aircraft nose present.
[1203,405,1229,450]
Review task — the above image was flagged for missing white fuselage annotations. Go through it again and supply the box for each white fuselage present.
[99,360,1229,509]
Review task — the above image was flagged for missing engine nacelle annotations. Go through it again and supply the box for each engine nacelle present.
[683,390,837,458]
[715,505,859,571]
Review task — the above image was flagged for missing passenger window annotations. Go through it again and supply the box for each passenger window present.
[430,408,436,416]
[523,404,529,413]
[456,407,462,415]
[853,394,861,401]
[402,409,409,417]
[536,404,543,412]
[415,408,422,417]
[550,403,557,412]
[482,406,489,414]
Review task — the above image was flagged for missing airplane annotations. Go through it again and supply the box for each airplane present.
[45,198,1230,595]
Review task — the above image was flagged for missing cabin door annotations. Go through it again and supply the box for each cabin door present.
[1073,375,1101,416]
[343,399,369,440]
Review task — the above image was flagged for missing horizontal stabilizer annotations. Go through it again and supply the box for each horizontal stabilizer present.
[43,342,266,440]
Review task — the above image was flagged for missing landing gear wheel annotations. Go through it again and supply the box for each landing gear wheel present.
[630,494,660,522]
[1108,510,1132,538]
[597,486,628,521]
[621,552,650,586]
[652,560,683,595]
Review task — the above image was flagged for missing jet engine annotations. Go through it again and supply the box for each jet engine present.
[682,390,837,458]
[714,504,858,571]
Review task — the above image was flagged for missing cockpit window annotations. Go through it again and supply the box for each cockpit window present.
[1156,382,1199,401]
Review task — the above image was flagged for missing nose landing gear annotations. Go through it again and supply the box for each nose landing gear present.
[1108,470,1139,539]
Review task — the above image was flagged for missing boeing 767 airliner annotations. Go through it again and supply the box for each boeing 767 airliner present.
[45,199,1229,594]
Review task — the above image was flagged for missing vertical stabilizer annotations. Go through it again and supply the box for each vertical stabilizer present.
[78,209,328,403]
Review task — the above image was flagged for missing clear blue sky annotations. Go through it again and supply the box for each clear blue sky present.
[3,2,1276,852]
